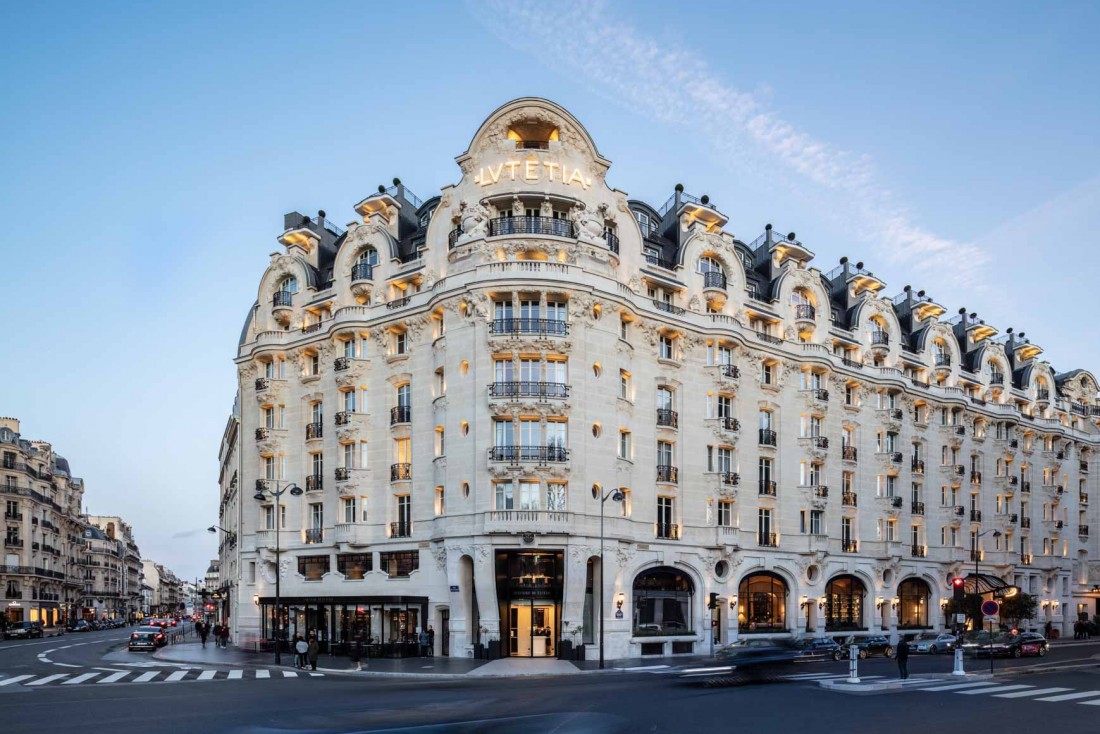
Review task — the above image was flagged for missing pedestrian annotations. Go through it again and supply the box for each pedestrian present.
[1045,620,1053,639]
[418,628,429,657]
[294,635,308,669]
[219,624,229,649]
[896,636,910,680]
[350,635,363,672]
[307,634,319,671]
[198,622,208,649]
[427,625,435,657]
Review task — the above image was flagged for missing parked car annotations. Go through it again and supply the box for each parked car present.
[128,625,167,651]
[792,637,845,662]
[842,635,894,659]
[5,622,44,640]
[910,632,958,655]
[70,620,91,633]
[974,632,1049,658]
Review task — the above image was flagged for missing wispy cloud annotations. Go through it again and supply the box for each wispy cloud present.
[172,528,206,539]
[471,0,988,289]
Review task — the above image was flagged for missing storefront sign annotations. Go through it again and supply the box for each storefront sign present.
[475,160,592,190]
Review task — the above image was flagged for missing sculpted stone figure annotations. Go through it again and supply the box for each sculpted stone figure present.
[458,200,489,242]
[571,201,608,245]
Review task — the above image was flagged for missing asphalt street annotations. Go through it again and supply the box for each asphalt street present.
[2,632,1099,734]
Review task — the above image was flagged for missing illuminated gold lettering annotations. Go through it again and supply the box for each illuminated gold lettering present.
[505,161,521,180]
[543,161,559,181]
[524,160,539,181]
[566,167,588,189]
[486,163,504,185]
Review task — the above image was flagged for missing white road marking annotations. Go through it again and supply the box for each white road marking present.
[53,663,82,668]
[255,670,270,679]
[227,670,243,680]
[1035,690,1100,702]
[196,671,217,681]
[1079,697,1100,706]
[164,671,188,682]
[282,671,298,678]
[62,673,100,685]
[0,675,35,687]
[97,672,130,684]
[957,684,1034,695]
[309,672,323,677]
[26,674,69,686]
[920,681,1002,692]
[995,687,1072,698]
[133,672,160,683]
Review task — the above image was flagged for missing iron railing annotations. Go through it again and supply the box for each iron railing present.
[306,475,323,492]
[273,291,293,307]
[306,422,323,440]
[656,409,679,428]
[759,480,777,496]
[656,465,679,483]
[489,215,574,238]
[351,262,374,281]
[390,406,412,425]
[759,429,777,446]
[390,464,412,481]
[489,318,569,337]
[488,381,570,399]
[487,446,570,464]
[703,271,727,289]
[794,304,816,320]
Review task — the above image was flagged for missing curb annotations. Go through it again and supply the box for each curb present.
[820,672,993,694]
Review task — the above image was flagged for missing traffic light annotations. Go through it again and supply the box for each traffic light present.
[952,577,966,602]
[708,593,719,610]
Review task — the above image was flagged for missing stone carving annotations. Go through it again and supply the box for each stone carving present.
[627,276,640,294]
[457,200,490,242]
[569,545,595,563]
[430,545,447,571]
[511,196,525,217]
[688,295,701,313]
[570,201,609,246]
[616,544,637,568]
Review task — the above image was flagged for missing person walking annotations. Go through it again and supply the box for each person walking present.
[350,634,364,672]
[306,634,319,671]
[427,625,435,657]
[896,636,910,680]
[418,628,429,657]
[219,624,229,649]
[294,634,308,669]
[198,621,208,649]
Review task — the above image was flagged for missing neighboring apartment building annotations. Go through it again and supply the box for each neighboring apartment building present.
[1,417,88,628]
[85,515,144,620]
[223,98,1100,660]
[214,399,240,627]
[141,559,182,616]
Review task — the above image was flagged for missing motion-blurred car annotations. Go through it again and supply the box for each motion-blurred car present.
[910,632,958,654]
[974,632,1049,658]
[791,637,845,662]
[958,630,992,653]
[842,635,894,659]
[128,625,167,651]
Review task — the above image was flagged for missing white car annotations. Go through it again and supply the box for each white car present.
[910,632,957,654]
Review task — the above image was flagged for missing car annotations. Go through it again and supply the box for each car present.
[791,637,845,662]
[128,625,167,651]
[974,632,1049,658]
[842,635,894,659]
[148,619,169,629]
[168,618,179,627]
[5,622,44,640]
[957,630,992,653]
[910,632,958,655]
[69,620,91,633]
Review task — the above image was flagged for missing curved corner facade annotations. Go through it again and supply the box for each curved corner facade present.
[222,98,1100,660]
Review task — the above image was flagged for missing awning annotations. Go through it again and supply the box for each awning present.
[963,573,1017,596]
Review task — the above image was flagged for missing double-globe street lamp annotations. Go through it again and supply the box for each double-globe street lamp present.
[596,484,624,670]
[253,480,303,665]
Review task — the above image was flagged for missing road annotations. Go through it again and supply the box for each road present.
[2,631,1099,733]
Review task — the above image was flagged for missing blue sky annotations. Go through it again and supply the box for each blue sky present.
[1,1,1097,580]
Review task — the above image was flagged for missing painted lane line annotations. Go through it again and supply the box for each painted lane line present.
[196,671,217,681]
[1035,690,1100,702]
[0,675,35,687]
[133,672,159,683]
[227,670,243,680]
[53,663,82,668]
[957,684,1034,695]
[256,670,270,679]
[1079,697,1100,706]
[994,687,1072,699]
[97,672,130,684]
[282,671,298,678]
[920,681,1002,692]
[26,674,69,686]
[309,672,323,677]
[164,671,188,682]
[62,673,100,685]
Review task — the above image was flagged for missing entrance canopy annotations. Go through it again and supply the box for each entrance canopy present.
[962,573,1018,597]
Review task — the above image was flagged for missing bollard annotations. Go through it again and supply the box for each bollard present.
[846,645,860,684]
[952,646,965,676]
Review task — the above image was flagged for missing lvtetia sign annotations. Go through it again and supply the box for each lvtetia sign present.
[474,159,593,190]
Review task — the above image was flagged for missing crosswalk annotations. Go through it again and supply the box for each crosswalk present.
[0,669,324,689]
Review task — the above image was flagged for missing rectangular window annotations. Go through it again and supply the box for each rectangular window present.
[336,553,372,579]
[717,500,732,527]
[619,430,631,460]
[495,481,514,510]
[620,319,629,340]
[395,331,407,355]
[810,510,824,535]
[343,443,355,470]
[659,334,674,360]
[309,502,323,529]
[342,497,357,524]
[343,389,356,412]
[519,481,540,511]
[547,482,567,511]
[435,486,445,516]
[619,370,631,400]
[761,362,774,385]
[380,551,420,578]
[297,555,330,579]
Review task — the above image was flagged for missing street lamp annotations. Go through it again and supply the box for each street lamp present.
[974,528,1001,674]
[207,525,238,547]
[595,484,624,670]
[253,480,303,665]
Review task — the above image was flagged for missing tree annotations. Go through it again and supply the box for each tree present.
[943,594,983,628]
[999,593,1038,627]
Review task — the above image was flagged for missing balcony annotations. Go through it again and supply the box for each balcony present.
[448,227,463,249]
[954,506,966,517]
[484,510,572,534]
[4,539,23,548]
[488,446,571,464]
[1020,554,1033,565]
[755,331,783,345]
[890,452,903,464]
[714,417,740,434]
[255,427,270,441]
[652,299,686,316]
[911,501,925,515]
[255,377,271,391]
[971,471,983,485]
[644,251,676,270]
[334,467,351,482]
[970,550,983,562]
[954,465,966,476]
[656,464,679,484]
[305,475,323,492]
[911,459,925,474]
[1080,461,1089,474]
[812,485,829,498]
[755,532,777,547]
[389,521,412,538]
[720,472,740,487]
[935,354,952,368]
[718,364,740,379]
[990,372,1004,385]
[390,464,412,481]
[389,405,412,425]
[1081,492,1089,505]
[911,545,927,558]
[759,480,777,497]
[1021,481,1031,493]
[1080,525,1090,537]
[842,445,858,462]
[350,262,374,282]
[843,357,864,370]
[842,492,858,507]
[702,271,728,309]
[335,411,352,426]
[604,228,619,254]
[970,510,982,522]
[489,215,574,239]
[1036,389,1050,403]
[759,429,777,447]
[272,290,293,325]
[488,381,569,400]
[870,331,890,352]
[656,409,679,429]
[334,357,350,372]
[4,512,22,521]
[656,523,680,540]
[305,422,323,440]
[794,304,816,326]
[304,528,323,545]
[489,318,569,337]
[842,539,858,553]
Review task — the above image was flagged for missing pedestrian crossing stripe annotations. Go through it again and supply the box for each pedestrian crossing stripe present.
[909,681,1100,705]
[0,669,323,688]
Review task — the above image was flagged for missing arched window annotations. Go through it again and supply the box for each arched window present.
[738,571,788,632]
[823,575,865,631]
[358,247,378,267]
[279,275,298,294]
[632,567,694,635]
[698,256,726,290]
[897,578,931,628]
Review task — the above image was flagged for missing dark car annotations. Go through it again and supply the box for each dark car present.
[975,632,1049,658]
[5,622,44,640]
[792,637,845,662]
[128,625,167,651]
[70,620,91,633]
[843,635,894,659]
[681,639,801,685]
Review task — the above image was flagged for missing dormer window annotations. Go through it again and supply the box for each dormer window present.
[279,276,298,294]
[634,210,652,234]
[507,123,557,150]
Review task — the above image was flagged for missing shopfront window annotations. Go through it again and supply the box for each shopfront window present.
[380,551,419,578]
[738,571,788,632]
[897,578,931,628]
[337,553,372,580]
[824,575,865,631]
[297,555,330,580]
[632,567,694,636]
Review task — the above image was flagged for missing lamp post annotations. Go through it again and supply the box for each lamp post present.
[597,485,624,670]
[974,528,1001,674]
[207,525,238,548]
[253,480,303,665]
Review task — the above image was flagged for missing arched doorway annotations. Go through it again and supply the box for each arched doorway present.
[632,567,694,635]
[738,571,788,633]
[823,575,866,632]
[897,578,931,629]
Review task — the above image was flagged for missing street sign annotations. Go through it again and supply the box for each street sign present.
[981,600,1000,617]
[449,585,459,592]
[983,615,998,623]
[955,613,966,624]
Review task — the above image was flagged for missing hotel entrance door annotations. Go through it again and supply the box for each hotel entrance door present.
[509,601,555,657]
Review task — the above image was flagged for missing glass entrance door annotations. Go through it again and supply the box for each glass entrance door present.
[509,601,555,657]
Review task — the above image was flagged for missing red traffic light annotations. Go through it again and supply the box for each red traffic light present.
[952,577,965,587]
